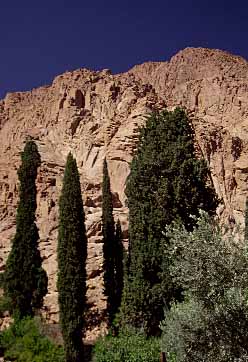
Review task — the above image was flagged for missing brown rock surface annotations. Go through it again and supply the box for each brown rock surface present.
[0,68,165,339]
[0,47,248,339]
[129,47,248,225]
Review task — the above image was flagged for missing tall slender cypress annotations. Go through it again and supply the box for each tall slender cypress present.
[114,219,124,314]
[121,108,218,335]
[102,158,116,326]
[57,152,87,362]
[4,140,48,318]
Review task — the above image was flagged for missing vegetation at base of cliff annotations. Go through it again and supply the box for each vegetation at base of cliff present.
[3,140,48,319]
[3,109,248,361]
[57,152,87,362]
[121,108,218,335]
[92,328,160,362]
[161,211,248,361]
[0,317,64,362]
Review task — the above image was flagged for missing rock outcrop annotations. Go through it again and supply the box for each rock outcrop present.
[0,47,248,340]
[130,48,248,224]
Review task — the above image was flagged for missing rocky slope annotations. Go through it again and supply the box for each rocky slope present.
[0,47,248,339]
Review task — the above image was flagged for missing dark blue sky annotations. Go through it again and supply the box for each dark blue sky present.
[1,0,247,99]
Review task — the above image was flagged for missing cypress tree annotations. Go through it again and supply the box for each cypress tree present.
[102,160,124,326]
[121,108,218,335]
[102,158,116,326]
[114,219,124,314]
[57,152,87,362]
[4,140,48,318]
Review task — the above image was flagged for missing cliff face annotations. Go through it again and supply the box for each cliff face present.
[130,48,248,225]
[0,47,248,339]
[0,68,165,339]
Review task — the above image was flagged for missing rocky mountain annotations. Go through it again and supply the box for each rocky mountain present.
[0,47,248,340]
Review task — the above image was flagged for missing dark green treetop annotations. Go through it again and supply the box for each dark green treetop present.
[57,152,87,362]
[4,140,48,318]
[121,108,218,335]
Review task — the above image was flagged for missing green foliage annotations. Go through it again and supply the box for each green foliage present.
[57,152,87,362]
[162,294,248,362]
[102,160,124,326]
[161,298,207,362]
[161,212,248,361]
[0,296,12,317]
[92,328,160,362]
[245,197,248,242]
[0,272,4,288]
[114,219,124,316]
[0,317,64,362]
[166,212,248,309]
[3,140,48,318]
[102,158,116,325]
[121,108,218,335]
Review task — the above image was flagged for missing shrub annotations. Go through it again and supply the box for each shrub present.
[161,297,204,362]
[166,211,248,309]
[161,212,248,361]
[0,317,64,361]
[161,294,248,362]
[93,328,160,362]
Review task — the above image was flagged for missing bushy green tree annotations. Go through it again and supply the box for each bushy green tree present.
[4,140,47,318]
[161,212,248,361]
[166,212,248,308]
[0,317,64,362]
[121,108,218,335]
[57,152,87,362]
[93,328,160,362]
[102,160,124,326]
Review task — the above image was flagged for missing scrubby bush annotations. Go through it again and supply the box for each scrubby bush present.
[165,212,248,309]
[161,211,248,361]
[0,317,64,361]
[93,328,160,362]
[162,294,248,362]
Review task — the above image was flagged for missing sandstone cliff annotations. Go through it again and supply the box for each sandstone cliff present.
[0,47,248,340]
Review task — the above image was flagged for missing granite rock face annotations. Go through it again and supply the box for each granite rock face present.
[130,47,248,225]
[0,47,248,339]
